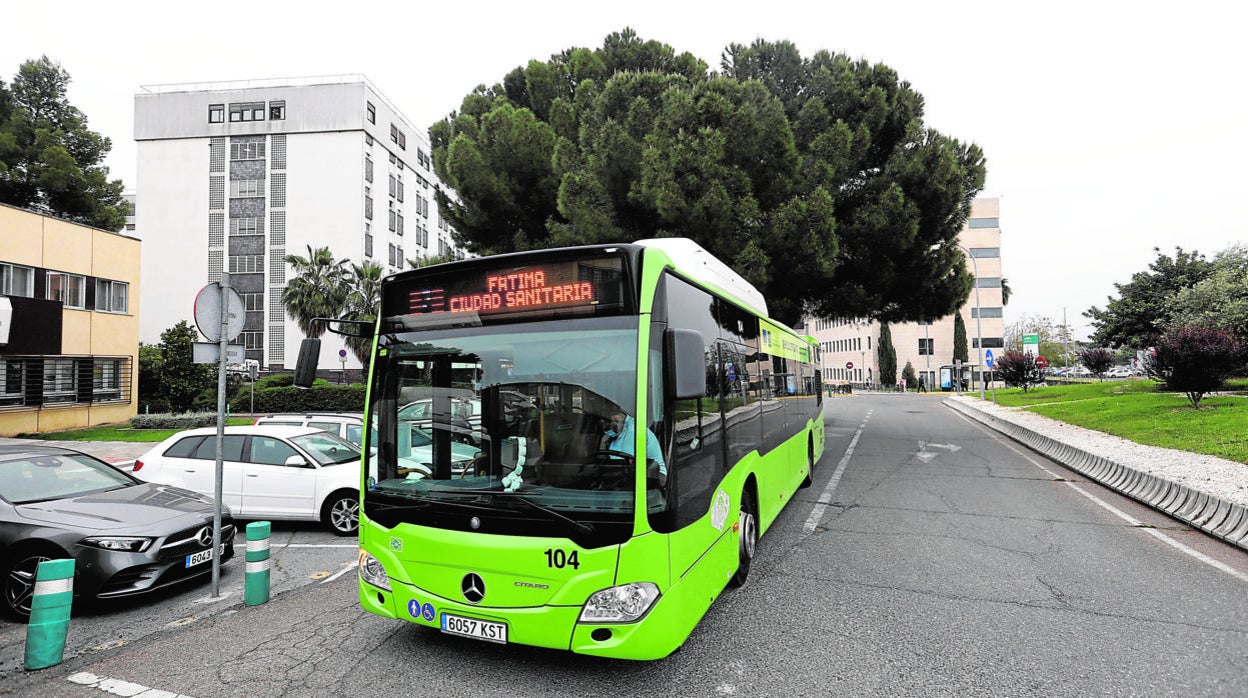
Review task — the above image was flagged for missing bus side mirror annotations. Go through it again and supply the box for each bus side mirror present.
[665,329,706,400]
[293,338,321,388]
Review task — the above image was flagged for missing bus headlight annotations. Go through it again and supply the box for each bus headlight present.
[358,551,391,591]
[578,582,660,623]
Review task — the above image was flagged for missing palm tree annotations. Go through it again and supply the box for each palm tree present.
[342,260,384,369]
[406,252,459,269]
[282,245,349,338]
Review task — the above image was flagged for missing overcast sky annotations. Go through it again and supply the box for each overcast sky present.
[5,0,1245,339]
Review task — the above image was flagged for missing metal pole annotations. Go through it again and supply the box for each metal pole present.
[212,272,230,598]
[957,245,985,400]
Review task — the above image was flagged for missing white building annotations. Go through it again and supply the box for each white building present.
[134,75,461,371]
[806,197,1005,391]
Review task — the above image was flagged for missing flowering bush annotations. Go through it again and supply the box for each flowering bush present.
[994,349,1045,391]
[1148,326,1246,407]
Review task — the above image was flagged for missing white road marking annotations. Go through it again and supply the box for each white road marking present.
[321,560,360,584]
[803,410,873,534]
[67,671,192,697]
[955,410,1248,584]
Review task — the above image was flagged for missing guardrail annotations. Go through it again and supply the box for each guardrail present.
[945,398,1248,552]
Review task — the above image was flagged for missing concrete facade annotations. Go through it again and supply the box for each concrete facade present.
[0,204,140,435]
[134,75,461,371]
[806,198,1005,391]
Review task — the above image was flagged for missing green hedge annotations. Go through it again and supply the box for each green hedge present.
[130,413,221,429]
[230,384,367,413]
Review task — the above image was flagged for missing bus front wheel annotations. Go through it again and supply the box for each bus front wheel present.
[729,487,757,588]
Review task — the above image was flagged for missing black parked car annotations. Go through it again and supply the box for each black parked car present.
[0,444,234,621]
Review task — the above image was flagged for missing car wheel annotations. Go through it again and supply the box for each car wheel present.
[3,546,69,622]
[323,490,359,536]
[728,487,758,589]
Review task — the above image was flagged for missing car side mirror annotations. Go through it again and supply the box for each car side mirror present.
[284,455,311,468]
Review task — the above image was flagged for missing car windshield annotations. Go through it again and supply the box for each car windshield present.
[0,454,135,504]
[290,432,361,465]
[365,316,644,544]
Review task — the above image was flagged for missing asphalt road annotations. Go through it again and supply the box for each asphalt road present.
[6,394,1248,697]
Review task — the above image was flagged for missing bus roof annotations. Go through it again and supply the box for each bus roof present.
[635,238,768,318]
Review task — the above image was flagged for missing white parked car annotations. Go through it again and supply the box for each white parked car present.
[253,413,369,447]
[132,426,362,535]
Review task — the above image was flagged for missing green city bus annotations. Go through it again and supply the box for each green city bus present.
[304,238,824,660]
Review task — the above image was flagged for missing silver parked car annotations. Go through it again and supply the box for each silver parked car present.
[0,444,234,621]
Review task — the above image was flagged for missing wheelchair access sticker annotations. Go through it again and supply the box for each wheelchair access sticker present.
[710,489,730,531]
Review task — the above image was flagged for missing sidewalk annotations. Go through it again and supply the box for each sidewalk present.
[946,395,1248,552]
[0,437,151,470]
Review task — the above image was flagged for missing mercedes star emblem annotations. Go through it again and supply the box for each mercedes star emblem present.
[462,573,485,604]
[195,527,213,547]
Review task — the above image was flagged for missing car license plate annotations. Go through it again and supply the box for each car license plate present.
[440,613,507,644]
[185,544,225,568]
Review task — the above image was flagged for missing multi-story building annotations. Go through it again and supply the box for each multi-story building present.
[134,75,461,371]
[0,203,140,435]
[807,197,1005,391]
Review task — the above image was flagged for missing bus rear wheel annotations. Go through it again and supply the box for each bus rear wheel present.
[729,488,757,588]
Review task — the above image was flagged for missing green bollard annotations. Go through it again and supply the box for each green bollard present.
[24,558,75,670]
[245,521,271,606]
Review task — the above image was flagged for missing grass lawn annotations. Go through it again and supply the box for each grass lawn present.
[988,378,1248,465]
[17,418,255,443]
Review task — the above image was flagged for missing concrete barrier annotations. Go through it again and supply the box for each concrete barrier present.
[945,398,1248,554]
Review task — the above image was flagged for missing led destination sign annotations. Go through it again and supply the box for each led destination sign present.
[397,253,629,322]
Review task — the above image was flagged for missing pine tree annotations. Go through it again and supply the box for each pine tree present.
[953,314,969,363]
[878,323,897,386]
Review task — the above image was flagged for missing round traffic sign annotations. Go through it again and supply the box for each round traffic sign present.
[194,282,245,342]
[338,349,348,358]
[846,361,854,370]
[985,349,995,368]
[1036,356,1048,369]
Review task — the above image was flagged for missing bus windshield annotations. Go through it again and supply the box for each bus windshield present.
[365,315,643,546]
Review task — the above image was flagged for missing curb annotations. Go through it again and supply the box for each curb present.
[944,398,1248,553]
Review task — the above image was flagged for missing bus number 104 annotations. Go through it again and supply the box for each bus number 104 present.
[544,548,580,569]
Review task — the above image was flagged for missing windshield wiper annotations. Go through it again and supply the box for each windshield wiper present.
[492,492,594,536]
[371,495,494,513]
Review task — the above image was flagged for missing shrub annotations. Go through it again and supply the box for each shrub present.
[1148,326,1246,407]
[901,361,918,390]
[1079,348,1115,380]
[995,349,1044,391]
[130,413,220,429]
[230,384,367,413]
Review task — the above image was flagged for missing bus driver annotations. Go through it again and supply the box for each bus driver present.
[601,411,667,487]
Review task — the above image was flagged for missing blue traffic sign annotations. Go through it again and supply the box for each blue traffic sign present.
[985,349,995,368]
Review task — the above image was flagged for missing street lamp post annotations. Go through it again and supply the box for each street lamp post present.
[957,245,986,400]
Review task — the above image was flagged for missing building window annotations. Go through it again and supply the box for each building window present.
[0,263,35,298]
[388,243,397,267]
[968,247,1000,258]
[230,141,264,160]
[971,307,1004,319]
[95,280,129,313]
[973,337,1006,349]
[367,102,376,124]
[228,255,264,273]
[390,124,399,143]
[396,176,404,203]
[230,179,264,198]
[43,359,77,404]
[228,102,266,122]
[365,194,373,220]
[396,211,404,236]
[388,174,397,199]
[365,156,373,183]
[975,277,1002,288]
[364,232,373,258]
[269,100,286,120]
[241,292,263,311]
[230,217,262,236]
[388,207,396,232]
[0,360,25,407]
[92,359,123,402]
[398,132,406,150]
[365,133,374,147]
[47,272,86,309]
[240,331,263,350]
[918,338,934,355]
[968,217,999,229]
[209,104,225,123]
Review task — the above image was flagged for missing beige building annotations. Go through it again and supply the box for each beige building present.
[0,204,140,435]
[806,197,1005,391]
